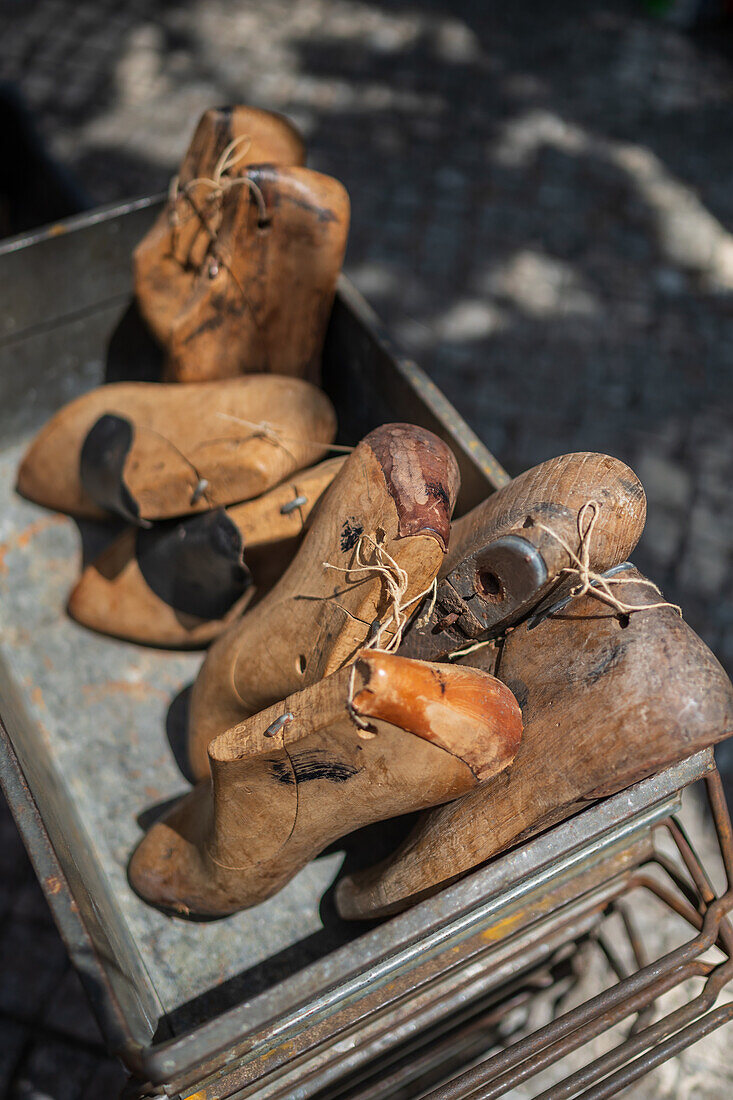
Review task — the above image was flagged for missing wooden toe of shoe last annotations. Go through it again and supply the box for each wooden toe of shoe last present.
[67,521,254,649]
[128,651,522,918]
[16,375,336,521]
[337,566,733,920]
[186,423,461,779]
[399,451,647,660]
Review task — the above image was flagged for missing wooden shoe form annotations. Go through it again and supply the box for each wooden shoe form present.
[155,165,350,384]
[128,651,522,918]
[134,105,305,366]
[399,452,646,661]
[16,375,336,522]
[337,566,733,919]
[186,423,461,780]
[67,457,345,648]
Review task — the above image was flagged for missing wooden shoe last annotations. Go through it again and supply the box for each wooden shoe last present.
[129,651,522,918]
[138,161,349,384]
[134,104,305,374]
[186,423,461,779]
[337,566,733,919]
[16,375,336,522]
[399,452,646,661]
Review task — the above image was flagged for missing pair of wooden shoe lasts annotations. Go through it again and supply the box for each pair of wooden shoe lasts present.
[134,104,349,384]
[130,431,733,922]
[16,375,341,642]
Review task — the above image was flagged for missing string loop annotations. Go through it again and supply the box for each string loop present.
[323,533,439,736]
[448,501,680,661]
[535,501,681,617]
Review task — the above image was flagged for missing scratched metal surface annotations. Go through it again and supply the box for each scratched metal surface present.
[0,399,352,1034]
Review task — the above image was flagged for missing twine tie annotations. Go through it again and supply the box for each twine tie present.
[323,533,438,736]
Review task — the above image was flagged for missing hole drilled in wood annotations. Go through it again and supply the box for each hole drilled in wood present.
[476,568,505,602]
[296,654,307,674]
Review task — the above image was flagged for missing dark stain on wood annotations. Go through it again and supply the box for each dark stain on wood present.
[502,675,529,711]
[578,636,624,686]
[341,518,364,552]
[269,750,361,785]
[79,413,142,525]
[619,476,647,501]
[136,509,251,619]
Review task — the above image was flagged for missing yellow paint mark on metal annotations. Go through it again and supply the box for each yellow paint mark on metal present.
[480,910,525,943]
[48,223,68,237]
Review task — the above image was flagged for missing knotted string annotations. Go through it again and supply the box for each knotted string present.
[323,533,438,736]
[447,500,680,662]
[168,134,269,265]
[323,533,433,654]
[535,501,681,617]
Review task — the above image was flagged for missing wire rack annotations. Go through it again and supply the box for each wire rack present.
[324,768,733,1100]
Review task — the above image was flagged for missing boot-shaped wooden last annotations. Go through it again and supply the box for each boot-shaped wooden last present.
[134,104,305,370]
[338,566,733,919]
[138,160,349,384]
[67,457,345,648]
[187,423,461,779]
[399,452,646,661]
[16,375,336,522]
[129,650,522,918]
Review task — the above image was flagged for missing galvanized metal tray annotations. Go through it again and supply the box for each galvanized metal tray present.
[0,200,728,1099]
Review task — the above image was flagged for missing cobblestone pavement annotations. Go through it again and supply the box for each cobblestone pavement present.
[1,0,733,1096]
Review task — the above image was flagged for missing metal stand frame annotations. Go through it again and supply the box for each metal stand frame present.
[418,768,733,1100]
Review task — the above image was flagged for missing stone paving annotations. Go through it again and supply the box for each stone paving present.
[1,0,733,1096]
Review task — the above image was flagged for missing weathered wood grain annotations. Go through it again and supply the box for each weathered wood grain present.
[400,451,647,660]
[134,104,305,373]
[138,162,349,384]
[337,566,733,919]
[129,651,520,918]
[186,424,461,779]
[16,375,336,521]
